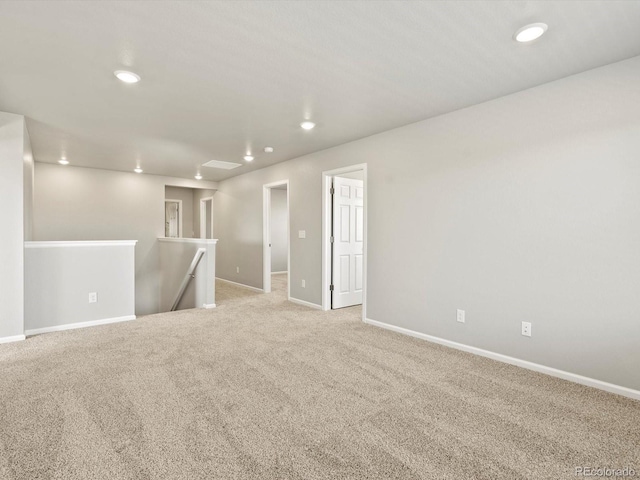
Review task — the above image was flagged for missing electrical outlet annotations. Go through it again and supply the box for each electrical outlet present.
[236,266,239,273]
[88,292,98,303]
[522,321,532,337]
[456,309,465,323]
[301,279,306,288]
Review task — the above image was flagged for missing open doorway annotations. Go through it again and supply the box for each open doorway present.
[263,180,290,296]
[199,197,213,239]
[322,164,367,319]
[165,199,183,238]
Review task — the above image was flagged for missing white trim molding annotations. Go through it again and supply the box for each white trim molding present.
[25,240,138,248]
[164,198,184,238]
[288,297,323,310]
[364,318,640,401]
[215,277,263,292]
[262,179,290,296]
[25,315,136,337]
[199,196,215,240]
[271,271,288,275]
[0,334,26,345]
[158,237,218,244]
[202,303,217,309]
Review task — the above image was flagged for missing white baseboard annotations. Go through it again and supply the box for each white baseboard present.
[25,315,136,337]
[364,318,640,401]
[215,277,264,292]
[0,334,26,345]
[271,271,288,275]
[202,303,216,309]
[288,297,323,310]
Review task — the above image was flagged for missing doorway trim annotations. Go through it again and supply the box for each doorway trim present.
[321,164,367,320]
[164,199,183,238]
[199,196,214,239]
[262,180,290,297]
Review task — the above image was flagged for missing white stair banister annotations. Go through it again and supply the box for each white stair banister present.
[171,248,206,311]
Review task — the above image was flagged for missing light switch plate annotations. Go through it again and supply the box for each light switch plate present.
[298,230,306,239]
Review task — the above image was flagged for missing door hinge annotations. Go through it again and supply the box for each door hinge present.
[330,236,334,243]
[330,187,335,195]
[329,284,334,291]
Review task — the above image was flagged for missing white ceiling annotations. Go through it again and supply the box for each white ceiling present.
[1,1,640,181]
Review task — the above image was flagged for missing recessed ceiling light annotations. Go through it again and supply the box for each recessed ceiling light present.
[300,121,315,130]
[195,174,203,180]
[134,167,143,174]
[243,155,254,162]
[114,70,141,83]
[514,23,548,43]
[58,158,69,165]
[264,147,274,153]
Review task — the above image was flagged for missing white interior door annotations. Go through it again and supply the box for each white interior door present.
[331,176,364,308]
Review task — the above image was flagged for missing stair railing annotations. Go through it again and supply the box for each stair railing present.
[171,248,206,311]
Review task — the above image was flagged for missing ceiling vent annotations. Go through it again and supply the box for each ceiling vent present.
[202,160,242,170]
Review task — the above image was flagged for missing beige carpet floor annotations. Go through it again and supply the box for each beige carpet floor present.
[1,273,638,479]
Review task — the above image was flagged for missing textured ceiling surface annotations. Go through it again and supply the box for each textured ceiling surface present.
[1,1,640,181]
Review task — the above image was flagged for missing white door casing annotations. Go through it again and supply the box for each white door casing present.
[164,199,182,238]
[262,180,290,296]
[200,197,213,239]
[331,177,364,308]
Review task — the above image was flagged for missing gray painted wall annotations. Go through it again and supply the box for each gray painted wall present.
[337,171,363,181]
[270,188,288,272]
[213,57,640,390]
[24,243,136,331]
[165,186,195,238]
[0,112,26,340]
[33,163,217,315]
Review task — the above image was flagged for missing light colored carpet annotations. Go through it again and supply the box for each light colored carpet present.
[1,273,638,479]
